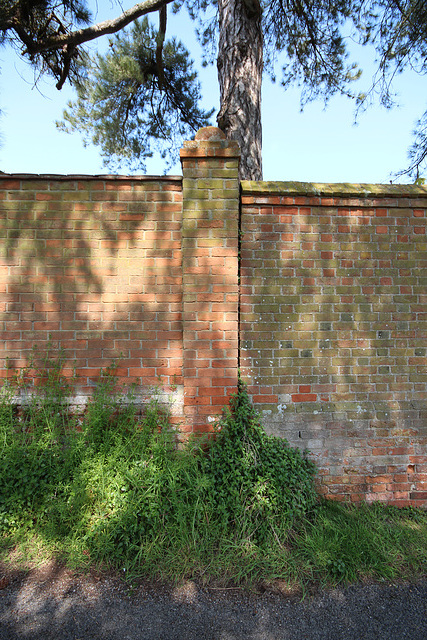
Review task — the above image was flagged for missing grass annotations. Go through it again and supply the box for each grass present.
[1,356,427,592]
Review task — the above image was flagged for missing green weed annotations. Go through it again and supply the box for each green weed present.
[203,378,317,542]
[1,362,427,591]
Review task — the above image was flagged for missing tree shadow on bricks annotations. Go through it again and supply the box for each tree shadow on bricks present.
[239,184,427,504]
[0,176,183,413]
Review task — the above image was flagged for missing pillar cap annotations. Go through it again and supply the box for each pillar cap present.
[180,127,240,159]
[194,127,226,141]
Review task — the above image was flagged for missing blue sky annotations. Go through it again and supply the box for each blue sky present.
[0,1,425,183]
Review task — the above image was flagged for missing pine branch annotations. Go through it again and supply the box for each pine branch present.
[156,5,167,89]
[15,0,174,55]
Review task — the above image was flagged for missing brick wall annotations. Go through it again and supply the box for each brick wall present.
[1,130,427,505]
[240,181,427,505]
[180,127,240,432]
[0,175,184,422]
[0,131,240,433]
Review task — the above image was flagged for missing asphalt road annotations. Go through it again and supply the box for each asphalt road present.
[1,566,426,639]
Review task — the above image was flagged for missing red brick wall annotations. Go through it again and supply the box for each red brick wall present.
[180,128,240,432]
[240,182,427,506]
[0,132,240,434]
[1,134,427,505]
[0,175,184,422]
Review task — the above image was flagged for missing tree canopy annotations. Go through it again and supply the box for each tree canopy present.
[1,1,426,179]
[57,18,213,172]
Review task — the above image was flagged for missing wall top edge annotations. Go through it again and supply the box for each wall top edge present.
[241,180,427,198]
[0,173,183,182]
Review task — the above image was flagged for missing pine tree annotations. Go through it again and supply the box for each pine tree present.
[2,1,426,179]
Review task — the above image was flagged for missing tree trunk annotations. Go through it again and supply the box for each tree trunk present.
[217,0,263,180]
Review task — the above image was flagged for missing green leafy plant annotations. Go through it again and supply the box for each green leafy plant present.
[1,365,427,590]
[203,378,318,543]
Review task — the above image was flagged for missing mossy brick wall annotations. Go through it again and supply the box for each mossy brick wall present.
[240,181,427,506]
[0,175,184,423]
[180,128,240,432]
[2,130,427,505]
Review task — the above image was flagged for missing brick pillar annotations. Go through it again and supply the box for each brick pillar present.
[180,127,240,433]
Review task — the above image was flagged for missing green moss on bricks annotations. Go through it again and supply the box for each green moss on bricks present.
[241,181,427,198]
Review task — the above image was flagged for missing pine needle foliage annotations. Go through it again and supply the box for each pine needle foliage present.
[58,17,214,171]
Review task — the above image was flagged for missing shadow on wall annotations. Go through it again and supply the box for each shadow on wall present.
[239,183,427,502]
[0,177,184,417]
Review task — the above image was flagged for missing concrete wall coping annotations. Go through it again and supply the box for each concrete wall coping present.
[0,173,182,182]
[241,180,427,198]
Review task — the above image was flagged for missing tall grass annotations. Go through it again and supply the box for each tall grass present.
[1,356,427,590]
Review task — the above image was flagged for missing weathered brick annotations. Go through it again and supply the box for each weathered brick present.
[180,128,240,432]
[1,144,427,504]
[240,180,427,505]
